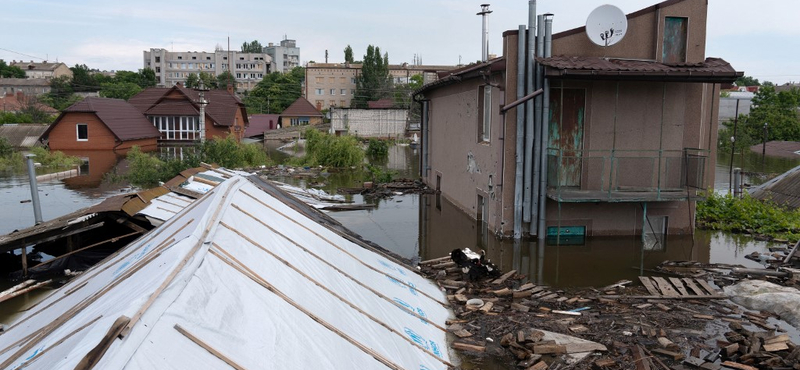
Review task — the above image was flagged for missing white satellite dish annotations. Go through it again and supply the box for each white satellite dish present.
[585,4,628,47]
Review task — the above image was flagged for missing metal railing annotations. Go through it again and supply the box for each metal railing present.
[545,147,709,202]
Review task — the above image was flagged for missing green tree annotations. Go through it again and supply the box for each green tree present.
[185,73,200,88]
[70,64,99,92]
[244,67,303,114]
[720,86,800,151]
[241,40,264,53]
[0,60,25,78]
[217,71,236,92]
[41,75,82,110]
[352,45,390,108]
[99,81,143,100]
[735,75,760,87]
[344,45,354,63]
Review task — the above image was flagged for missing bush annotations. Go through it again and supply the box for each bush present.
[29,147,82,168]
[366,139,388,158]
[697,192,800,241]
[365,164,394,184]
[126,147,168,188]
[201,135,270,168]
[298,129,364,167]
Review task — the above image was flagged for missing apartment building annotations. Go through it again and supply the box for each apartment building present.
[305,62,456,110]
[9,60,72,80]
[264,38,300,73]
[143,48,272,92]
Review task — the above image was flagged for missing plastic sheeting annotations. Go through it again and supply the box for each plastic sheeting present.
[0,175,452,370]
[724,279,800,328]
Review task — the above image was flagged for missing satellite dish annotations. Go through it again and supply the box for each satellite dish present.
[585,4,628,47]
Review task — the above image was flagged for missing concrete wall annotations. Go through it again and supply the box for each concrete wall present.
[331,109,408,138]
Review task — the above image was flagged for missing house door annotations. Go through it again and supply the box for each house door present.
[548,88,585,187]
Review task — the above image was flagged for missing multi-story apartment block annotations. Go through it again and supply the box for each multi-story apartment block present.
[304,62,457,110]
[9,60,72,80]
[264,38,300,73]
[143,48,271,92]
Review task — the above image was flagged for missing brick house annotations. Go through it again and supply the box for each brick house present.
[129,84,248,142]
[414,0,742,240]
[40,97,160,152]
[279,97,323,127]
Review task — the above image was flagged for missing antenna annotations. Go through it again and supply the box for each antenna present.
[585,4,627,47]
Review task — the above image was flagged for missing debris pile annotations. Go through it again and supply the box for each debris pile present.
[418,249,800,369]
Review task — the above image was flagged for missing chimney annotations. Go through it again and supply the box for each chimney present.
[227,84,234,94]
[477,4,493,62]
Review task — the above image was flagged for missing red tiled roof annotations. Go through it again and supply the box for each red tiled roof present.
[280,97,322,117]
[129,85,248,127]
[538,57,742,82]
[0,93,58,115]
[244,114,279,137]
[42,97,160,141]
[367,99,394,109]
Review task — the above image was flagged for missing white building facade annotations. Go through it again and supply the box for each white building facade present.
[143,48,272,92]
[264,38,300,73]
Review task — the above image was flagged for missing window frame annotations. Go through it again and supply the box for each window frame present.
[76,123,88,141]
[478,85,492,143]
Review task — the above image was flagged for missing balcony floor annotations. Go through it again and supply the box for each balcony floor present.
[546,188,704,203]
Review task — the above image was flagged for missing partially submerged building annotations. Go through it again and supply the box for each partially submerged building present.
[0,170,453,370]
[279,97,324,127]
[414,0,741,241]
[40,97,161,152]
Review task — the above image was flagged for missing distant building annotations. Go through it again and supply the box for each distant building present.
[0,92,58,115]
[330,108,408,138]
[143,48,272,92]
[129,84,249,142]
[280,97,323,127]
[264,38,300,73]
[304,62,457,110]
[9,60,72,80]
[245,114,280,138]
[40,97,161,152]
[0,78,51,96]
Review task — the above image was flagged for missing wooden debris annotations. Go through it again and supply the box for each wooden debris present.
[534,343,566,355]
[492,270,517,286]
[763,342,788,352]
[511,303,530,312]
[719,361,757,370]
[527,361,548,370]
[651,348,685,361]
[452,342,485,353]
[569,325,589,333]
[693,314,714,320]
[594,358,616,368]
[479,301,494,313]
[551,310,581,316]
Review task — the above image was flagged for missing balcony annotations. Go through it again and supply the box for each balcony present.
[546,148,708,203]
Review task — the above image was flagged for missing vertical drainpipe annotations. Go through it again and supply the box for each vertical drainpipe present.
[537,14,553,246]
[421,100,429,178]
[522,0,536,226]
[532,14,545,232]
[25,154,43,225]
[513,25,526,239]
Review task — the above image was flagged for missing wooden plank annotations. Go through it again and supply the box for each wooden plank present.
[638,276,661,296]
[682,278,706,296]
[601,295,726,300]
[632,345,652,370]
[492,269,517,285]
[174,324,247,370]
[453,342,486,353]
[720,361,758,370]
[762,342,788,352]
[74,316,131,370]
[668,277,690,296]
[695,279,720,295]
[783,239,800,264]
[651,277,680,297]
[651,348,685,361]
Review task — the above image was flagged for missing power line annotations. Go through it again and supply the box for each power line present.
[0,48,47,62]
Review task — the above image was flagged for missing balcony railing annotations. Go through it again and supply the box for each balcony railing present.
[545,148,709,202]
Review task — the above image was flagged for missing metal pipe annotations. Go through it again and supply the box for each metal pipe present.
[25,154,43,225]
[729,99,739,194]
[733,168,741,197]
[537,14,553,247]
[531,14,545,230]
[514,24,527,239]
[523,2,537,226]
[478,4,493,62]
[421,100,429,178]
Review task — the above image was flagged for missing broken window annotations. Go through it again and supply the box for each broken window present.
[662,17,688,64]
[479,85,492,143]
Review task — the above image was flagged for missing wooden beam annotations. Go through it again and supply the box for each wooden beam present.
[29,231,142,270]
[174,324,247,370]
[638,277,660,296]
[74,315,130,370]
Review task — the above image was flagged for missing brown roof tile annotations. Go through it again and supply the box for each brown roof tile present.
[129,85,247,127]
[43,97,160,141]
[281,97,322,117]
[538,56,742,82]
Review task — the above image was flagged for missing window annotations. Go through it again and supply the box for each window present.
[192,56,197,60]
[479,85,492,142]
[178,56,183,60]
[223,56,228,60]
[76,123,88,141]
[150,116,199,141]
[351,89,355,96]
[156,67,161,73]
[155,56,160,63]
[328,77,335,83]
[206,57,211,60]
[330,89,336,95]
[339,77,346,83]
[315,88,324,95]
[340,100,346,106]
[662,17,688,63]
[351,77,356,84]
[315,77,324,83]
[340,89,346,95]
[329,100,335,107]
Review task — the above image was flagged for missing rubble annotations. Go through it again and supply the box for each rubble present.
[418,248,800,370]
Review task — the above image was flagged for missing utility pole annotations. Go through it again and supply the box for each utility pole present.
[196,81,209,142]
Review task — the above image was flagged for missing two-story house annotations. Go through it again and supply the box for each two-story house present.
[414,0,741,242]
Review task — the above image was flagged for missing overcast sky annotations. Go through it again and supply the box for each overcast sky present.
[3,0,798,84]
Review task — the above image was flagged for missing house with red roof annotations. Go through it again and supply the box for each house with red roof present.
[0,92,58,116]
[414,0,742,240]
[279,97,323,128]
[129,84,248,142]
[244,114,279,138]
[40,97,161,152]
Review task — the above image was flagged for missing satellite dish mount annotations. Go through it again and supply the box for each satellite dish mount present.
[585,5,628,49]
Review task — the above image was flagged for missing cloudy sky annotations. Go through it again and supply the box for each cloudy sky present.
[3,0,798,84]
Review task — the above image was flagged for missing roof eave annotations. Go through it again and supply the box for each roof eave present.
[544,68,744,83]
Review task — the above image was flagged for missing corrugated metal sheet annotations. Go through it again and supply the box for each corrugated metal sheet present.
[0,124,48,148]
[750,164,800,209]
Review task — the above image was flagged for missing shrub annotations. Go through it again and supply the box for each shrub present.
[299,129,364,167]
[366,138,388,158]
[697,192,800,241]
[201,135,270,168]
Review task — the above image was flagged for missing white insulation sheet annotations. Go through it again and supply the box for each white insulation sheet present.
[0,176,452,370]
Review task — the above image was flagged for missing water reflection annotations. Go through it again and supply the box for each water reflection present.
[715,150,800,192]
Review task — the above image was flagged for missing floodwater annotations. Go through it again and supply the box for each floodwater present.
[0,145,797,323]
